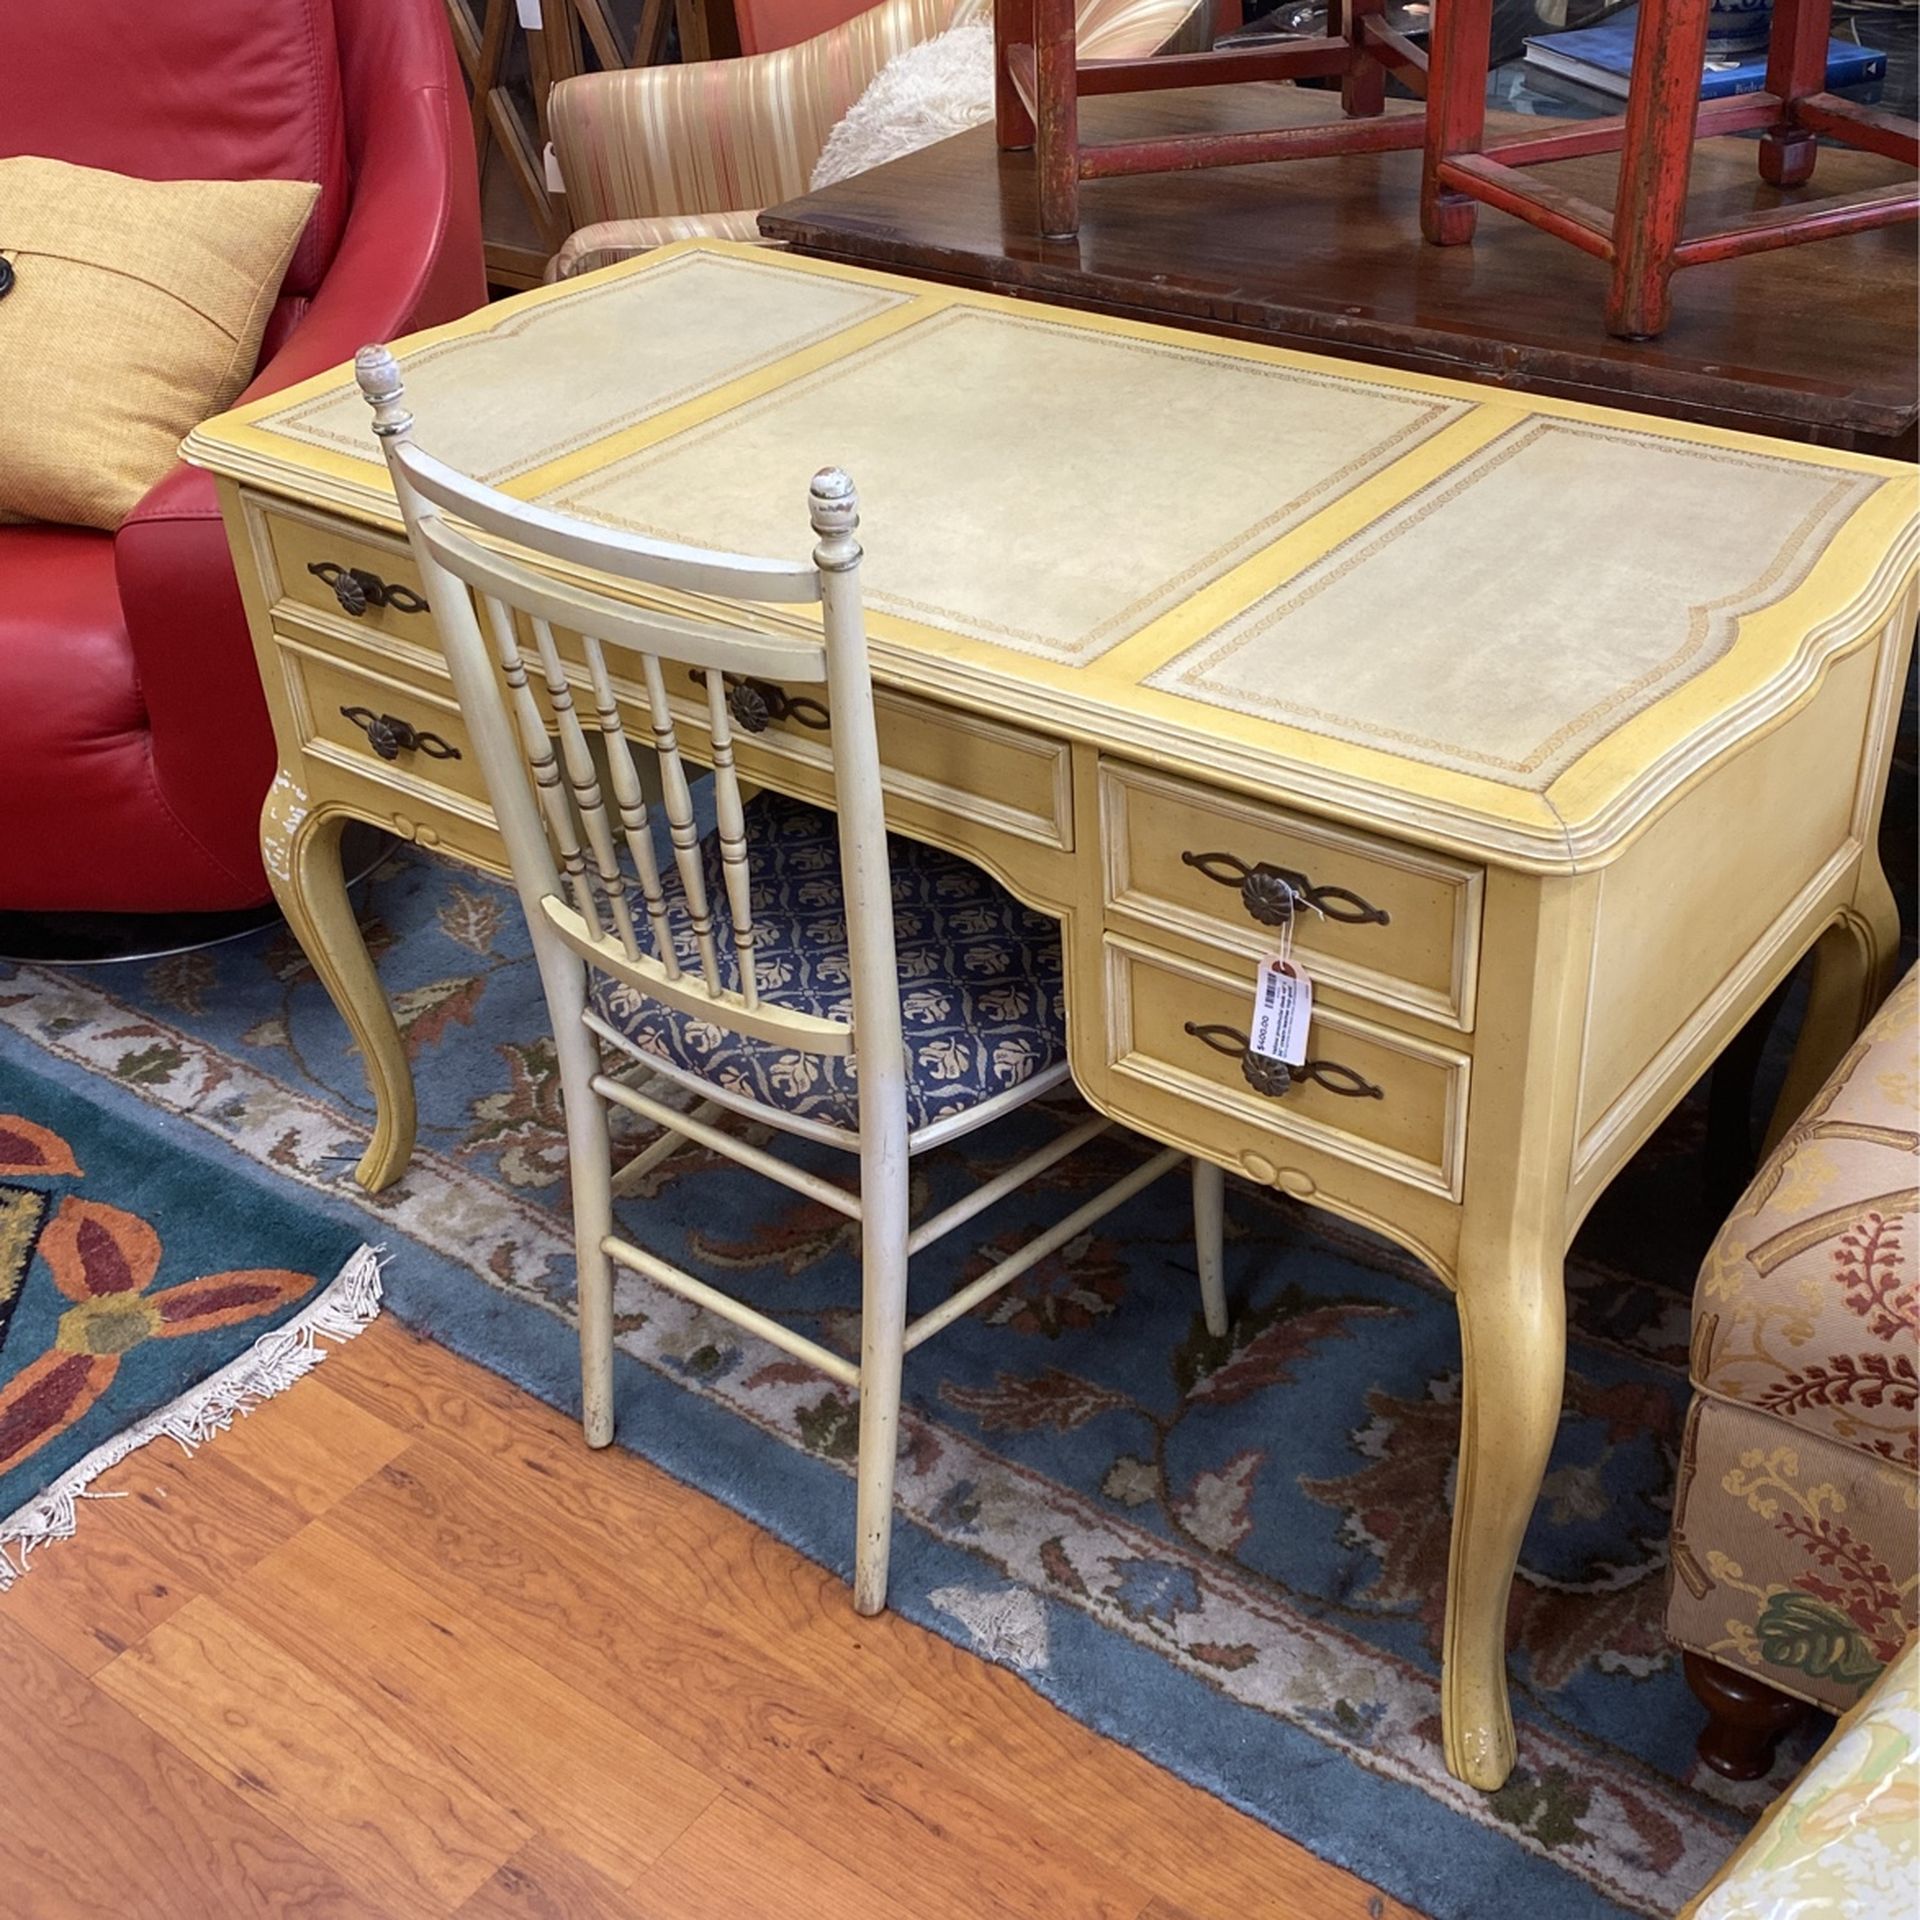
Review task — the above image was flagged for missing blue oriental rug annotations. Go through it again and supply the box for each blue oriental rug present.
[0,1045,376,1581]
[0,848,1834,1919]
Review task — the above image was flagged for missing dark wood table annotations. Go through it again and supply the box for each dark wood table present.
[763,87,1919,455]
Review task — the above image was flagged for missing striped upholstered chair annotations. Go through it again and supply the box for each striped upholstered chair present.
[546,0,1205,277]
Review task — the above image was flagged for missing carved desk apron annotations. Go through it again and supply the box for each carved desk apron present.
[184,241,1920,1792]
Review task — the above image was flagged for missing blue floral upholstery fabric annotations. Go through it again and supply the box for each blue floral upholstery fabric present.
[590,793,1067,1134]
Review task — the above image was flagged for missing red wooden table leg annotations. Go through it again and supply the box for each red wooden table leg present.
[1422,0,1493,245]
[1760,0,1831,186]
[994,0,1036,151]
[1035,0,1081,237]
[1339,0,1386,118]
[1606,0,1712,337]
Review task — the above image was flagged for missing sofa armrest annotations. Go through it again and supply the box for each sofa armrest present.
[550,211,775,279]
[551,0,957,226]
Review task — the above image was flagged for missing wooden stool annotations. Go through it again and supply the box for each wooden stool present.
[994,0,1432,237]
[1421,0,1919,338]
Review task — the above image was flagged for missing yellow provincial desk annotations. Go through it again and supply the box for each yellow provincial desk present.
[185,242,1920,1793]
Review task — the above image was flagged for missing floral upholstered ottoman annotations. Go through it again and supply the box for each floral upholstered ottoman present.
[1668,966,1918,1778]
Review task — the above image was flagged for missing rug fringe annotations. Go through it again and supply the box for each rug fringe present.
[0,1243,384,1590]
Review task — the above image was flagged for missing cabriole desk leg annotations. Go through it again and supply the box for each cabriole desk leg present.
[260,771,418,1193]
[1443,1218,1567,1790]
[1438,868,1591,1791]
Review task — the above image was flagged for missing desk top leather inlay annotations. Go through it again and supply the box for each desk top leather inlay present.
[548,305,1469,665]
[185,241,1920,870]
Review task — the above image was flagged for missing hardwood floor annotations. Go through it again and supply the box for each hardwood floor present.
[0,1317,1422,1920]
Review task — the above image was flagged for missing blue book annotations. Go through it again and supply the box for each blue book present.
[1522,6,1886,101]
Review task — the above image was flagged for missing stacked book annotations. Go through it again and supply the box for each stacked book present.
[1522,6,1887,100]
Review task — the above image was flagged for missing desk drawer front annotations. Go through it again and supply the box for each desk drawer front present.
[275,635,492,814]
[1100,763,1480,1030]
[675,665,1074,854]
[1106,937,1468,1198]
[256,504,435,646]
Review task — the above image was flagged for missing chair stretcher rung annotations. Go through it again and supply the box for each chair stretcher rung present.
[603,1234,860,1388]
[593,1073,863,1218]
[904,1146,1184,1352]
[907,1115,1111,1254]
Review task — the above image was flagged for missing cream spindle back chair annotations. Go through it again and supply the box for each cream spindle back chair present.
[355,343,1226,1614]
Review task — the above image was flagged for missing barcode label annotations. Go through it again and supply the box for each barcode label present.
[1248,956,1312,1066]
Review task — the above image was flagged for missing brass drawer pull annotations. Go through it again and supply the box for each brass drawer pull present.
[689,668,830,735]
[340,706,461,764]
[307,560,429,618]
[1183,1022,1384,1101]
[1180,849,1390,928]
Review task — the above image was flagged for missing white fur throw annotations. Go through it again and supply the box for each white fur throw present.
[810,18,996,192]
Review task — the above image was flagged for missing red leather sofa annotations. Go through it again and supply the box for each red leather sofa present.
[0,0,485,914]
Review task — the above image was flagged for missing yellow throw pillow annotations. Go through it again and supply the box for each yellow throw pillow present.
[0,156,319,531]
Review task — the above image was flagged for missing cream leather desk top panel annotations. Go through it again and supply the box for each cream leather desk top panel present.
[191,241,1920,874]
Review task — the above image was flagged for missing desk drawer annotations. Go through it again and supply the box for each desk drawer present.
[1100,762,1480,1030]
[1105,937,1468,1199]
[254,501,437,647]
[672,664,1074,855]
[272,632,494,817]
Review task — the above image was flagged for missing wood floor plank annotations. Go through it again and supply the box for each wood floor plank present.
[220,1520,720,1886]
[328,1440,1154,1920]
[881,1629,1427,1920]
[0,1525,195,1676]
[318,1316,586,1457]
[626,1794,924,1920]
[457,1839,644,1920]
[196,1373,410,1517]
[63,1437,309,1592]
[0,1614,367,1920]
[95,1597,534,1915]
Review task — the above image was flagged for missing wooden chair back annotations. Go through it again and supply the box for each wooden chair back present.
[354,341,899,1073]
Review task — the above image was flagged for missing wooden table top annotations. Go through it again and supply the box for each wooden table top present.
[186,242,1918,872]
[761,88,1920,457]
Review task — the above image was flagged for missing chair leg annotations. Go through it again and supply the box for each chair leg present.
[549,962,617,1448]
[1605,0,1710,338]
[1192,1158,1229,1338]
[852,1131,913,1616]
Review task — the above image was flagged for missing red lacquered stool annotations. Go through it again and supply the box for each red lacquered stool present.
[1420,0,1919,337]
[995,0,1434,236]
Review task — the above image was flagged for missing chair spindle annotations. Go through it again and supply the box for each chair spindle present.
[481,592,602,940]
[530,617,641,962]
[581,633,677,976]
[640,653,723,992]
[704,672,760,1008]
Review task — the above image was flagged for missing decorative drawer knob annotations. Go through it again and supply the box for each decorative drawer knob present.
[339,706,461,764]
[307,560,428,619]
[1180,849,1390,928]
[689,668,830,735]
[1183,1022,1384,1101]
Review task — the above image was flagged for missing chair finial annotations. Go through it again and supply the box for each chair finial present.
[355,344,414,441]
[809,467,860,570]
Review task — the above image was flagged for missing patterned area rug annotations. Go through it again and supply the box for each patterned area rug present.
[0,851,1846,1920]
[0,1045,377,1583]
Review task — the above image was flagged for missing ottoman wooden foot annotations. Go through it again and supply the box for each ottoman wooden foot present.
[1685,1651,1811,1780]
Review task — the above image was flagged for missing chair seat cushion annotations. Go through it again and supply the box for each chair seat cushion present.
[591,792,1067,1134]
[1694,965,1919,1471]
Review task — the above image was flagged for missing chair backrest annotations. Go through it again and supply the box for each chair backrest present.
[354,342,901,1077]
